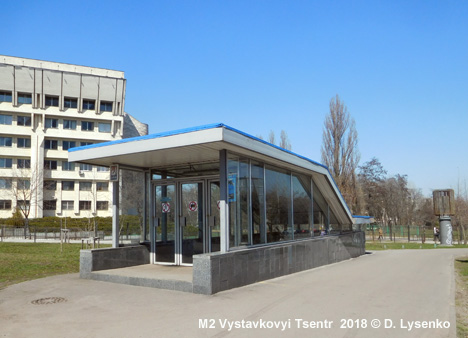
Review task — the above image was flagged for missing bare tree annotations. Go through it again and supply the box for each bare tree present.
[259,130,292,150]
[454,181,468,244]
[321,94,360,211]
[9,165,43,237]
[358,157,387,220]
[279,130,292,151]
[268,130,276,145]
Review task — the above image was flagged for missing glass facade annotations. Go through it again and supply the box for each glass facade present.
[226,152,350,249]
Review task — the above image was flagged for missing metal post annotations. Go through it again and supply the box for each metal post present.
[112,180,120,248]
[219,150,229,252]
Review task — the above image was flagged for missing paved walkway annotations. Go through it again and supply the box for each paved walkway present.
[1,248,467,338]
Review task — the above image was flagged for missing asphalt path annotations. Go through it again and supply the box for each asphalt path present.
[1,248,467,338]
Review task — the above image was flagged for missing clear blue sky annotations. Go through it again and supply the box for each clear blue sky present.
[4,0,468,196]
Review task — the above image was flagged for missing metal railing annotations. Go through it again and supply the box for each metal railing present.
[0,226,141,243]
[365,224,464,243]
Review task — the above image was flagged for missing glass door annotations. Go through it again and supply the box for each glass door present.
[154,184,176,264]
[153,178,219,265]
[180,182,204,265]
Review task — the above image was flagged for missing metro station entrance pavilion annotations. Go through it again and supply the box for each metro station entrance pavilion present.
[71,124,365,294]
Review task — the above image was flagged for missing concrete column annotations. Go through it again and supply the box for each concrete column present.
[439,216,453,246]
[219,150,229,252]
[112,180,119,248]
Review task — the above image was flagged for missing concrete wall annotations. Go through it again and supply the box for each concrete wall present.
[193,231,365,295]
[80,245,149,278]
[122,113,148,138]
[80,232,365,295]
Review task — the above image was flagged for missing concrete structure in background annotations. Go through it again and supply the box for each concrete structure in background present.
[0,55,147,219]
[71,123,365,294]
[433,189,455,246]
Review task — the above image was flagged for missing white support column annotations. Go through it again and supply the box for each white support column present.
[112,180,119,248]
[219,150,229,252]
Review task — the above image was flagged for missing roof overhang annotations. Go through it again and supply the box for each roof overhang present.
[69,123,353,224]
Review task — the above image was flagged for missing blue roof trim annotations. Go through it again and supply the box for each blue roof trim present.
[352,215,373,219]
[68,122,352,216]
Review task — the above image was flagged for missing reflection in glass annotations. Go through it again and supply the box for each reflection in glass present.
[265,166,292,243]
[293,175,312,239]
[155,184,176,263]
[251,162,266,244]
[313,181,329,236]
[228,156,250,247]
[210,181,221,252]
[181,182,204,264]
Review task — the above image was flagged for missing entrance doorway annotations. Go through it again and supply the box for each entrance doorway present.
[154,179,220,265]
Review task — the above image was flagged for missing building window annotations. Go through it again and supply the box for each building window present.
[64,97,78,109]
[45,139,58,150]
[97,166,109,172]
[0,178,12,189]
[80,141,93,146]
[96,182,108,191]
[79,163,92,171]
[63,119,77,130]
[62,181,75,191]
[62,141,76,150]
[17,116,31,126]
[100,101,113,112]
[0,137,12,147]
[96,201,108,210]
[98,122,111,133]
[0,114,12,125]
[18,93,32,105]
[17,200,30,211]
[45,96,59,107]
[44,200,57,210]
[62,161,75,171]
[82,99,95,110]
[0,200,12,210]
[61,200,74,210]
[44,180,57,190]
[17,159,31,169]
[79,200,91,210]
[0,91,12,103]
[79,181,92,191]
[17,138,31,148]
[45,118,58,129]
[81,121,94,131]
[18,180,30,190]
[0,158,12,168]
[44,160,58,170]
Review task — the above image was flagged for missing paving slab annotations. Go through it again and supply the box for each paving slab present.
[1,248,467,338]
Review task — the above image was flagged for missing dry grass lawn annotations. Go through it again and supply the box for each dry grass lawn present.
[455,257,468,338]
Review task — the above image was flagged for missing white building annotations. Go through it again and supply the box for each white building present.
[0,55,147,219]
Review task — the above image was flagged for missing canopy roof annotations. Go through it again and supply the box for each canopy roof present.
[69,123,353,224]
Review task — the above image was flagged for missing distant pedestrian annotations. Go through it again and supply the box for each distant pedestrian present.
[378,228,383,241]
[433,226,439,243]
